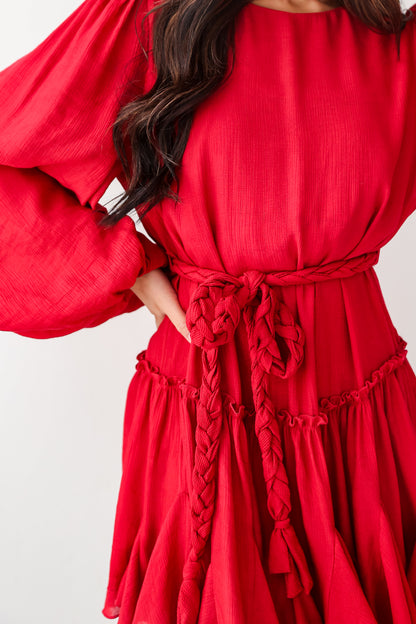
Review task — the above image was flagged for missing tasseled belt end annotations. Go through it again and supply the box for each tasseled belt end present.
[268,518,314,598]
[177,558,206,624]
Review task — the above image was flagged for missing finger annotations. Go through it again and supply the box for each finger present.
[133,269,191,342]
[174,312,191,343]
[166,303,191,343]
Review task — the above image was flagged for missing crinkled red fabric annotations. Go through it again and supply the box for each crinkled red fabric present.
[2,0,416,622]
[0,0,168,339]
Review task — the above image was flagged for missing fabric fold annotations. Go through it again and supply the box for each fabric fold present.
[102,323,416,624]
[0,0,168,339]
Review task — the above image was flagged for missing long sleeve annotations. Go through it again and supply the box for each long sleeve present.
[0,0,168,340]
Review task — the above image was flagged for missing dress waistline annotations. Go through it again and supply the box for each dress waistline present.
[164,250,380,624]
[167,248,380,289]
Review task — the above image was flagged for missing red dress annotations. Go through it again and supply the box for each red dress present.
[2,0,416,622]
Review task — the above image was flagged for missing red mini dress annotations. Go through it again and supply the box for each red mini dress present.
[1,1,416,622]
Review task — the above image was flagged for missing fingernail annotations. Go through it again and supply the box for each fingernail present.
[186,332,191,343]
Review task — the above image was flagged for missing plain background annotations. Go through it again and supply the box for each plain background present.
[0,1,416,622]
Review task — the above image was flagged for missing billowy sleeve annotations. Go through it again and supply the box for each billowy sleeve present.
[0,0,168,339]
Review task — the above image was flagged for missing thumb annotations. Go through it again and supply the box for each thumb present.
[165,297,191,343]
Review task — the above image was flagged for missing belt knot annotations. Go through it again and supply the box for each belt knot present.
[240,268,266,294]
[186,267,305,381]
[185,269,265,350]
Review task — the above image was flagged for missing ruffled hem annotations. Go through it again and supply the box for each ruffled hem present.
[102,336,416,623]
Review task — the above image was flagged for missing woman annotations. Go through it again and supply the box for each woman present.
[1,0,416,621]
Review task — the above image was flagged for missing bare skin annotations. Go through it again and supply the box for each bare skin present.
[249,0,340,12]
[130,268,191,343]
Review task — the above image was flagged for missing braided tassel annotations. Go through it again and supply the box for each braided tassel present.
[177,346,224,624]
[243,291,313,599]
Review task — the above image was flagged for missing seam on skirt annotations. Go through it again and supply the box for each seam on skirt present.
[134,334,409,427]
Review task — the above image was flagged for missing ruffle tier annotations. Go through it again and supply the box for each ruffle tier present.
[102,335,416,624]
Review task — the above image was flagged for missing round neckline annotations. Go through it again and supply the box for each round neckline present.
[246,2,344,15]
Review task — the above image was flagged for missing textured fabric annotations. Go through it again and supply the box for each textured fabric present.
[0,0,168,339]
[3,1,416,622]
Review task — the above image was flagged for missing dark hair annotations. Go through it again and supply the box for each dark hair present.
[98,0,415,229]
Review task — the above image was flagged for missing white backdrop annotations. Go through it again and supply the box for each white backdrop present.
[1,2,416,623]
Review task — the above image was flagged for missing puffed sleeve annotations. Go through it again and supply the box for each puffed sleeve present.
[0,0,168,340]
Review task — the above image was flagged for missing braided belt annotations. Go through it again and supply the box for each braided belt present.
[165,250,380,624]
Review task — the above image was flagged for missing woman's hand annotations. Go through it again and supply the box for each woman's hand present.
[130,268,191,343]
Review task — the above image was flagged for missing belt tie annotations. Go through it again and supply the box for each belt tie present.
[165,250,380,624]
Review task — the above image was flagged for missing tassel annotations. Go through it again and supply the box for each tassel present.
[177,570,203,624]
[268,521,314,598]
[268,519,292,574]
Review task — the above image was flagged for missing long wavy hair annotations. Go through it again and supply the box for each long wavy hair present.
[98,0,415,229]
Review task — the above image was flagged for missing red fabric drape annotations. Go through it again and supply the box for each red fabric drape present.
[0,0,167,339]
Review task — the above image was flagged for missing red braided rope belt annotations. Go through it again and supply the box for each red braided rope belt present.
[164,249,381,624]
